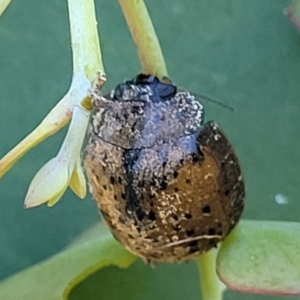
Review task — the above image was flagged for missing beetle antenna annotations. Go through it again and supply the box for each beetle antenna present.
[192,92,235,112]
[159,76,235,111]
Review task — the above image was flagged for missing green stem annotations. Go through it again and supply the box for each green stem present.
[0,0,11,16]
[67,0,105,81]
[196,249,225,300]
[118,0,168,78]
[0,0,105,179]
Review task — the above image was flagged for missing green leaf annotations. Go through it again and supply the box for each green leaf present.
[217,220,300,295]
[0,222,136,300]
[69,259,200,300]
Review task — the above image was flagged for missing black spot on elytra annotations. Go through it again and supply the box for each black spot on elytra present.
[102,185,107,190]
[161,181,168,190]
[191,153,200,163]
[173,171,179,178]
[202,205,211,214]
[185,213,192,219]
[174,187,179,192]
[118,176,123,184]
[186,179,191,184]
[188,240,199,253]
[121,193,126,200]
[110,176,115,185]
[173,224,181,231]
[186,229,195,237]
[138,180,145,187]
[172,215,179,221]
[137,211,144,221]
[114,195,117,200]
[148,211,156,221]
[224,189,230,196]
[208,228,216,235]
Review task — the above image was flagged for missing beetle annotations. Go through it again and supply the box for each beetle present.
[83,74,245,263]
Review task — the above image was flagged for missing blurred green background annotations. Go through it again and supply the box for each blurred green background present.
[0,0,300,299]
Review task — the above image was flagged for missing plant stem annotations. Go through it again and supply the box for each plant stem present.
[118,0,168,78]
[196,249,225,300]
[0,0,11,16]
[0,0,105,179]
[67,0,105,80]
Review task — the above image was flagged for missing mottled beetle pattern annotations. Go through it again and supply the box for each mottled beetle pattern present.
[83,74,245,263]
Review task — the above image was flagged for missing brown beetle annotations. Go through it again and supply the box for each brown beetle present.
[83,74,244,263]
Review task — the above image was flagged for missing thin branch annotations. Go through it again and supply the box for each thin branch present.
[118,0,168,78]
[0,0,11,16]
[0,0,104,179]
[196,249,226,300]
[68,0,105,80]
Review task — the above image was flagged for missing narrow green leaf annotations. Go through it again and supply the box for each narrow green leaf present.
[217,220,300,295]
[0,222,136,300]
